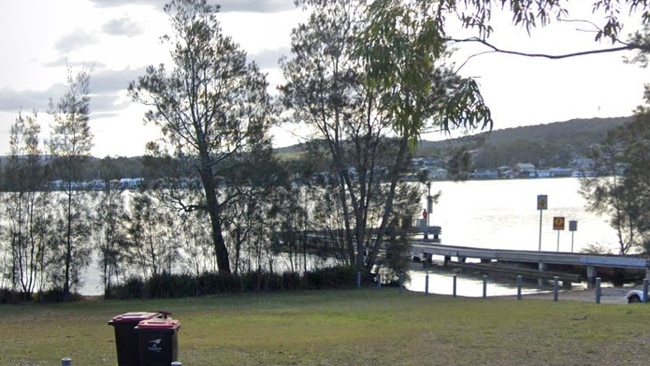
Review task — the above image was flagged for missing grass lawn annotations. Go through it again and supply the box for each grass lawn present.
[1,289,649,365]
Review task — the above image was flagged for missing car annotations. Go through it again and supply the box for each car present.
[625,289,647,303]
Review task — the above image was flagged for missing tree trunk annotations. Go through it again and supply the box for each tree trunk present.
[64,180,73,300]
[200,160,232,274]
[367,136,409,269]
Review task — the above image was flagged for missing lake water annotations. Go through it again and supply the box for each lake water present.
[81,177,616,296]
[404,177,617,296]
[422,177,616,252]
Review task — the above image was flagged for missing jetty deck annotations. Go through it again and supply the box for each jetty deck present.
[410,241,650,287]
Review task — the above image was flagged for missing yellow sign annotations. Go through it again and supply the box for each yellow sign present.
[553,216,565,230]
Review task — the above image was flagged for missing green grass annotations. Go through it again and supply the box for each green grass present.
[2,289,650,365]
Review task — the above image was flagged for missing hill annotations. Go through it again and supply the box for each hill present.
[0,116,632,179]
[416,116,632,168]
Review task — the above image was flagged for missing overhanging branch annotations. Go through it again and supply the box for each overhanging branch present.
[449,36,647,72]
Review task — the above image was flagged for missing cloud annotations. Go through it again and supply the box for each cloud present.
[102,17,143,37]
[55,29,100,53]
[87,0,296,13]
[91,67,148,95]
[218,0,296,13]
[87,0,166,9]
[41,57,107,69]
[248,47,290,70]
[0,84,72,113]
[0,67,147,115]
[88,67,150,113]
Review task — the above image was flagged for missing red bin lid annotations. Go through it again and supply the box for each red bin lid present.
[135,318,180,330]
[109,312,161,324]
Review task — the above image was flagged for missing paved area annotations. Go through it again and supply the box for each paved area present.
[521,287,631,304]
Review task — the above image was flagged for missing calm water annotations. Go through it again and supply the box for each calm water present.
[81,177,615,296]
[422,177,616,253]
[407,177,617,296]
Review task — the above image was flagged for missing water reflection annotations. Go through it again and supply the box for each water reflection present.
[406,267,548,297]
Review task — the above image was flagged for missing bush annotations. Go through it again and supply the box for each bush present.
[105,266,376,300]
[0,288,20,304]
[147,272,196,299]
[283,272,301,290]
[36,288,82,303]
[302,266,359,289]
[110,277,145,299]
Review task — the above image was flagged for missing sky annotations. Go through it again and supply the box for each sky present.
[0,0,647,157]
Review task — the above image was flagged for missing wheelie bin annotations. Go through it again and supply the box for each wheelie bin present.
[108,312,162,366]
[134,316,181,366]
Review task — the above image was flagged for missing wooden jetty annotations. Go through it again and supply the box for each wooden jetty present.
[410,241,650,287]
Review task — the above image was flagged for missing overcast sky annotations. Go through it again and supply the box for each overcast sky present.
[0,0,647,157]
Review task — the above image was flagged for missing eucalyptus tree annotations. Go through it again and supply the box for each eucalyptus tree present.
[2,111,52,299]
[47,67,94,299]
[580,109,650,255]
[129,0,275,275]
[284,0,492,272]
[283,0,401,270]
[407,0,650,56]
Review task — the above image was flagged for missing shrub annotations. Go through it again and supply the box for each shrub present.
[110,277,145,299]
[0,288,20,304]
[104,266,376,300]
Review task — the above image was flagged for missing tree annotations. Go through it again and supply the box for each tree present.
[580,111,650,255]
[129,0,276,275]
[2,110,52,299]
[579,6,650,256]
[126,191,179,278]
[92,180,129,297]
[47,66,94,299]
[405,1,650,54]
[284,0,492,274]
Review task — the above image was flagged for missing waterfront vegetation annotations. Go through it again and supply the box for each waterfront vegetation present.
[4,0,649,305]
[1,288,649,365]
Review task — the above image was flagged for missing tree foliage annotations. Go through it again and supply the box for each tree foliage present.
[47,66,94,300]
[580,113,650,255]
[92,184,129,297]
[129,0,276,274]
[413,0,649,41]
[2,111,51,300]
[284,0,492,274]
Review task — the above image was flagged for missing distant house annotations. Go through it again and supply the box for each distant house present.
[514,163,536,177]
[119,178,132,190]
[90,179,106,190]
[549,168,573,177]
[569,158,594,170]
[421,168,448,180]
[472,169,499,179]
[431,168,448,180]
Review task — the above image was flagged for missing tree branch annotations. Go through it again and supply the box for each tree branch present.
[448,36,647,72]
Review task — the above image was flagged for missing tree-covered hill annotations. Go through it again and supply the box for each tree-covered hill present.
[0,116,632,180]
[416,116,632,169]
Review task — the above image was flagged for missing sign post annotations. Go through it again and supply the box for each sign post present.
[553,216,565,252]
[536,195,548,287]
[424,182,433,241]
[536,195,548,251]
[569,220,578,252]
[422,209,428,240]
